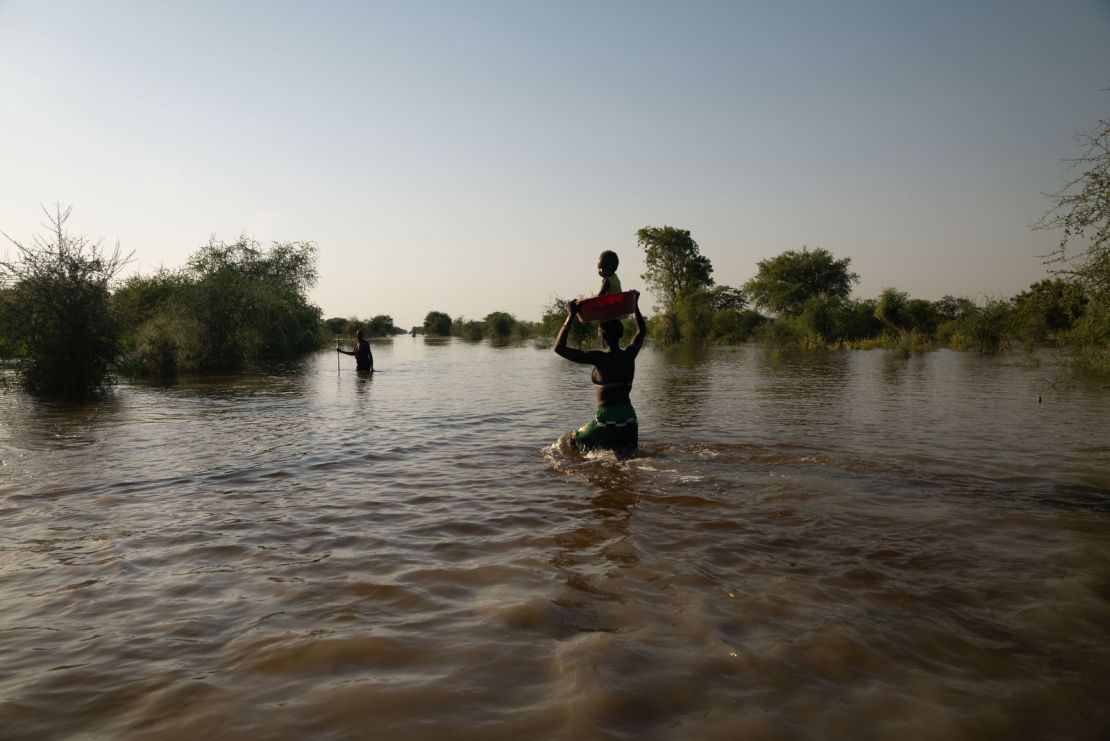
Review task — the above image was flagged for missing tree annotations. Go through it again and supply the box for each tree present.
[324,317,350,336]
[1035,115,1110,297]
[179,236,321,371]
[707,285,747,312]
[874,288,909,332]
[711,309,766,343]
[113,269,183,337]
[637,226,714,312]
[423,310,452,337]
[0,204,130,394]
[744,247,858,316]
[675,290,714,341]
[451,317,485,341]
[366,314,401,336]
[483,311,515,341]
[1009,278,1087,345]
[903,299,939,336]
[933,295,977,322]
[1035,115,1109,369]
[541,297,593,345]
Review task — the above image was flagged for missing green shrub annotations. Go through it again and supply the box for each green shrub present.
[180,237,322,371]
[484,311,515,341]
[675,290,714,341]
[450,317,485,341]
[711,309,766,343]
[647,311,680,346]
[0,205,128,395]
[943,300,1012,353]
[423,311,452,337]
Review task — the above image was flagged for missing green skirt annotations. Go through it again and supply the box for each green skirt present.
[574,403,638,452]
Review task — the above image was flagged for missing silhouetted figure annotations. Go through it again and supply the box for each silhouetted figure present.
[554,291,645,453]
[596,250,622,297]
[338,329,374,372]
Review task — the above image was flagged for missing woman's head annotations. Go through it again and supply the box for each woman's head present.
[356,329,365,341]
[599,320,624,348]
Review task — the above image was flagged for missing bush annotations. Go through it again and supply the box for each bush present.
[1061,293,1109,372]
[119,237,323,375]
[711,309,766,343]
[755,317,820,348]
[0,205,129,394]
[484,311,515,341]
[799,295,843,342]
[117,311,200,377]
[675,290,714,341]
[366,314,402,337]
[540,297,595,345]
[173,237,322,371]
[423,311,452,337]
[944,300,1012,353]
[839,299,884,341]
[450,317,485,341]
[647,311,680,346]
[0,287,24,358]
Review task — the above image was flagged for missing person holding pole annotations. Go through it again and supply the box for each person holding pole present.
[337,329,374,372]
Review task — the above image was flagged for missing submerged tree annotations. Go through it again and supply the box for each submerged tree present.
[483,311,516,341]
[423,310,452,337]
[874,288,909,333]
[366,314,402,337]
[744,247,858,316]
[180,236,321,371]
[0,205,130,394]
[637,226,715,312]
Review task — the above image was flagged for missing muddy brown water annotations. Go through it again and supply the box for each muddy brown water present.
[1,341,1108,740]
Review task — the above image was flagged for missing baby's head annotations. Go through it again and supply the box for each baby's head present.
[597,250,619,277]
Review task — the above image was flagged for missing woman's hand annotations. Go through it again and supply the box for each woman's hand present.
[566,299,578,318]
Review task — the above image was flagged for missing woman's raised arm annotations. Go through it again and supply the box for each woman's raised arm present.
[627,291,646,356]
[554,300,590,364]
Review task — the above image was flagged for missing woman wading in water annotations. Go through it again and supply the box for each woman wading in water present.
[554,292,646,453]
[337,329,374,372]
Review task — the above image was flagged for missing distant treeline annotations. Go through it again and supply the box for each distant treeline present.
[0,210,1104,398]
[1,112,1106,395]
[413,243,1099,359]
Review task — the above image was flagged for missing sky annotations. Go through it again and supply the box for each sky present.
[1,0,1108,328]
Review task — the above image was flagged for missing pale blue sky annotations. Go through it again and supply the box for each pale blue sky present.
[2,0,1108,326]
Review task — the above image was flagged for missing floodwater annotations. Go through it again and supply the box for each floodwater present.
[1,340,1108,740]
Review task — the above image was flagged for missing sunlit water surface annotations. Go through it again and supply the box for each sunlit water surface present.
[1,340,1108,740]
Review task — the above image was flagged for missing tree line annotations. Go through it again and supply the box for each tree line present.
[633,231,1097,360]
[2,114,1106,394]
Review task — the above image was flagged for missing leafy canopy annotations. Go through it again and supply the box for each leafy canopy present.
[423,311,452,337]
[744,247,858,316]
[180,236,321,370]
[637,226,714,311]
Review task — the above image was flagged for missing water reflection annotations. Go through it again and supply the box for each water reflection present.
[645,344,713,428]
[1,342,1108,739]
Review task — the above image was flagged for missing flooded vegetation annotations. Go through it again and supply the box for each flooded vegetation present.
[2,341,1107,739]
